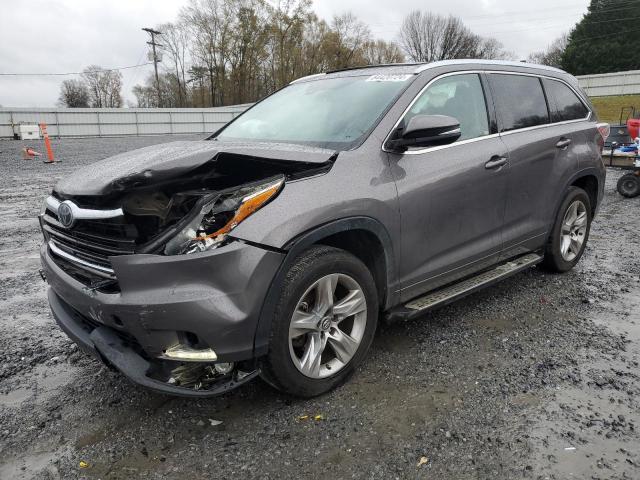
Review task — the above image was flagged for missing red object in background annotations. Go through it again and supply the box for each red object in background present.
[627,118,640,140]
[22,147,42,159]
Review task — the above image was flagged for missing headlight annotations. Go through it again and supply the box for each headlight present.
[164,176,284,255]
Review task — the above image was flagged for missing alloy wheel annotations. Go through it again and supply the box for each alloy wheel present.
[288,273,367,379]
[560,199,588,261]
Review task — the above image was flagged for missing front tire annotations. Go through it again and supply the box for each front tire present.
[542,186,592,272]
[260,245,378,397]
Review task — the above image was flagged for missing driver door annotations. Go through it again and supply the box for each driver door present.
[388,72,510,301]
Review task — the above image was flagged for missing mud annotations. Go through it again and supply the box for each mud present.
[0,136,639,479]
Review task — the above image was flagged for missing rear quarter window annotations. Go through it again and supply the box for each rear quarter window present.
[542,78,590,122]
[489,74,550,132]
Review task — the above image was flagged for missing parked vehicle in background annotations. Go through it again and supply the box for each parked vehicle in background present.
[40,60,607,398]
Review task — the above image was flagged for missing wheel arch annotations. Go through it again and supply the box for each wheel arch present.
[253,216,398,357]
[570,173,599,215]
[550,169,602,225]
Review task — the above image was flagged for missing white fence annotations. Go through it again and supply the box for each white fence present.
[577,70,640,97]
[0,105,251,139]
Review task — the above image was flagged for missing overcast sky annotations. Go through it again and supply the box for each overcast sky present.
[0,0,590,108]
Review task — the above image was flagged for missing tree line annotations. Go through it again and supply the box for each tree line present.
[59,0,640,109]
[58,0,511,108]
[529,0,640,74]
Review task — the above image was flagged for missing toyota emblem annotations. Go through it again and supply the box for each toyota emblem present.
[57,201,75,228]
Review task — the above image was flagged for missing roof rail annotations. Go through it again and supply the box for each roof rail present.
[325,63,423,74]
[290,73,326,84]
[290,60,566,85]
[413,59,565,74]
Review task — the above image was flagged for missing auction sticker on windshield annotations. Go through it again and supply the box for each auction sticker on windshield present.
[366,74,413,82]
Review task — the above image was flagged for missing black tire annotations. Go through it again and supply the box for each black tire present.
[542,186,592,273]
[617,173,640,198]
[260,245,378,397]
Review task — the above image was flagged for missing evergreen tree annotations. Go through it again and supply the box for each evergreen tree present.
[562,0,640,75]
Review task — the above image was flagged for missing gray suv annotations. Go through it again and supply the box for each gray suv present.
[40,60,608,398]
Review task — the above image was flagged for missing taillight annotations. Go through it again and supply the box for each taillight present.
[596,123,610,153]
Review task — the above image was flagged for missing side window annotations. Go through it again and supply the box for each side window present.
[489,74,549,132]
[404,73,489,142]
[543,78,590,122]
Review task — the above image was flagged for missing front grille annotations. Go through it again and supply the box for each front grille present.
[41,199,137,285]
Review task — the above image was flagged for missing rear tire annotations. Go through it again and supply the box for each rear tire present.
[260,245,378,397]
[542,187,592,273]
[617,173,640,198]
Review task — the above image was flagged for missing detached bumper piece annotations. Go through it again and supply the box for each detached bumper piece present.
[48,289,259,398]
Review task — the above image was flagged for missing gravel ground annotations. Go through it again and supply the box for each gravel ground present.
[0,136,639,479]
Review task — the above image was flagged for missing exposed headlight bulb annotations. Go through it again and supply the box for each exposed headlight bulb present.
[164,176,284,255]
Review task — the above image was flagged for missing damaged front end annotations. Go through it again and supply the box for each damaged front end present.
[47,291,261,397]
[42,145,334,290]
[40,141,336,396]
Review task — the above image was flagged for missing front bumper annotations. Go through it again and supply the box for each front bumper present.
[48,288,260,397]
[41,240,285,396]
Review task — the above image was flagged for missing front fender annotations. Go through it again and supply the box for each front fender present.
[251,216,399,357]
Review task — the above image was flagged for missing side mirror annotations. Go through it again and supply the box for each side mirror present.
[387,114,461,152]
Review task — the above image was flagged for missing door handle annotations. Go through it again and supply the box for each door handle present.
[556,137,572,149]
[485,156,507,170]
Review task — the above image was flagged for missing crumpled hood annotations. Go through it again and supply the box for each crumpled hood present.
[54,140,337,197]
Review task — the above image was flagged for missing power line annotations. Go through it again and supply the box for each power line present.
[0,62,153,77]
[569,26,640,44]
[122,48,150,99]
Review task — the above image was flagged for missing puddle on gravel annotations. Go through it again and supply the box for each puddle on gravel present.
[598,288,640,346]
[0,450,61,480]
[529,286,640,478]
[0,362,78,408]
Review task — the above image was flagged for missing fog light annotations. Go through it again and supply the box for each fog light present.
[214,362,235,375]
[161,345,218,362]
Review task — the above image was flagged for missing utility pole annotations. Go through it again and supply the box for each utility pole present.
[142,27,163,107]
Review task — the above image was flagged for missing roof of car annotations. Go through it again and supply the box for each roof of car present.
[292,60,565,83]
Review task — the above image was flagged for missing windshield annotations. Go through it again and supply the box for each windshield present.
[215,74,414,150]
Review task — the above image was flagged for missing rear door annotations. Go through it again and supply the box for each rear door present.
[489,73,592,259]
[389,72,510,301]
[542,77,593,170]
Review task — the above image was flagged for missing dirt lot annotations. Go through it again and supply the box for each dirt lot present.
[0,136,639,480]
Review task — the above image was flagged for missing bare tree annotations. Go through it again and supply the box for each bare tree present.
[133,72,184,107]
[263,0,313,89]
[399,10,508,62]
[328,12,371,69]
[159,21,191,107]
[57,79,90,107]
[81,66,123,108]
[226,0,270,103]
[300,14,332,74]
[182,0,235,106]
[527,34,569,67]
[362,40,405,65]
[138,4,503,108]
[187,65,208,107]
[132,82,156,108]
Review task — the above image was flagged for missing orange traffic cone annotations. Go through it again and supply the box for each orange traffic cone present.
[39,123,58,163]
[22,147,42,160]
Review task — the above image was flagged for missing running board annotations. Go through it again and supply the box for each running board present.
[386,253,543,323]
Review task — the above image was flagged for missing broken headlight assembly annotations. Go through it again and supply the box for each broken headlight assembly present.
[164,176,284,255]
